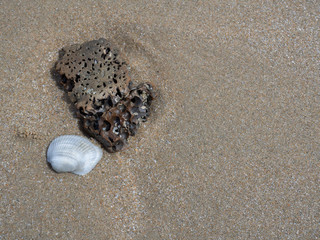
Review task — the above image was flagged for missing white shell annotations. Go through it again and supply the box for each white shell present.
[47,135,103,175]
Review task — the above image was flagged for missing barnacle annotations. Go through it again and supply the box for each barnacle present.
[55,38,155,152]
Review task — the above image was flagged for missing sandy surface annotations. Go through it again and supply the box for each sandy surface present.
[1,0,319,239]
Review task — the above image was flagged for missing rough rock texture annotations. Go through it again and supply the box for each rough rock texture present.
[56,38,131,114]
[84,83,155,152]
[56,38,155,152]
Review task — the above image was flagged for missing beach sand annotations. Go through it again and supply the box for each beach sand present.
[1,1,319,239]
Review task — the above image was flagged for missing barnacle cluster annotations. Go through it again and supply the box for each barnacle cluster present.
[55,38,155,152]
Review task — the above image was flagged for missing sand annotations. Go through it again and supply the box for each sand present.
[1,0,319,239]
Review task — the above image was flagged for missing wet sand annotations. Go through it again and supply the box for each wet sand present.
[1,1,319,239]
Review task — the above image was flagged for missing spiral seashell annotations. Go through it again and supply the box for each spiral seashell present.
[47,135,103,175]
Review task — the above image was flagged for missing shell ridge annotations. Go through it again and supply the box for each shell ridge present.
[47,135,103,175]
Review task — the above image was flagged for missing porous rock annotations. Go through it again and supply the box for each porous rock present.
[84,83,156,152]
[55,38,156,152]
[56,38,131,115]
